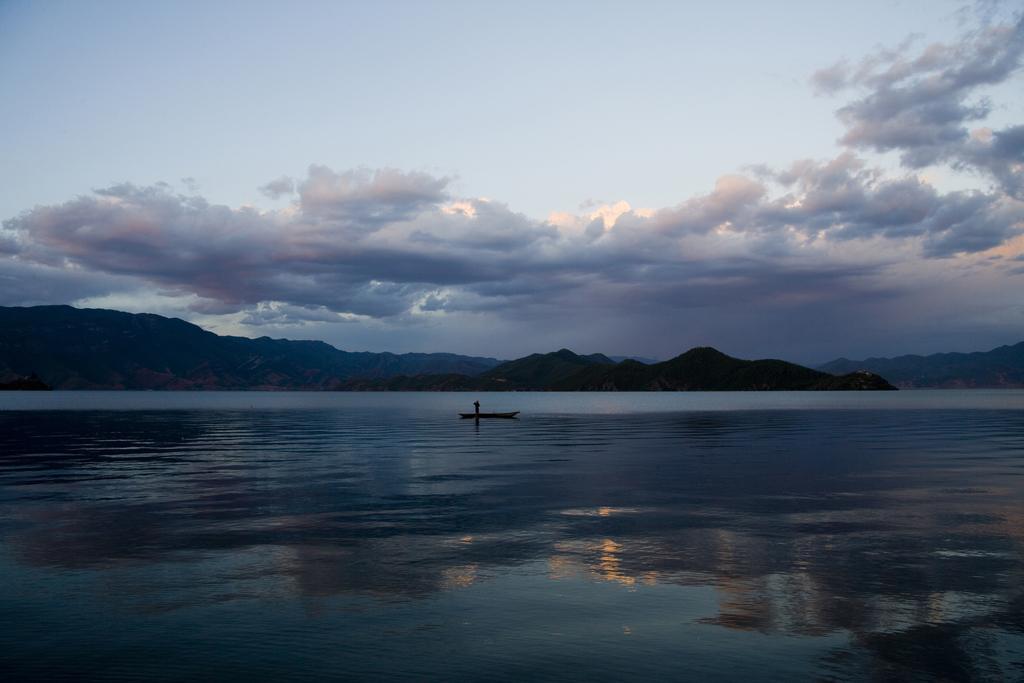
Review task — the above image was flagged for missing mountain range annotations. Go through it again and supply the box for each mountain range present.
[2,304,1017,390]
[337,349,618,392]
[339,347,896,392]
[0,305,500,390]
[815,343,1024,389]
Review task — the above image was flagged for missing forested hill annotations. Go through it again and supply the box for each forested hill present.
[547,347,896,392]
[339,347,898,392]
[816,342,1024,388]
[1,305,904,391]
[0,305,501,390]
[477,349,616,389]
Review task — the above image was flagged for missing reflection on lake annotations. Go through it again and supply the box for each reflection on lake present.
[1,392,1023,681]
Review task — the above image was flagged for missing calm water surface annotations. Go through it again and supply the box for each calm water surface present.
[2,391,1024,682]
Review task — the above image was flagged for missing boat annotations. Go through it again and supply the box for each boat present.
[460,401,519,419]
[459,411,520,419]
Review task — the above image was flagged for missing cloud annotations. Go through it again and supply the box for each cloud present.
[814,17,1024,196]
[258,176,295,200]
[959,123,1024,199]
[9,153,1017,322]
[0,257,138,308]
[2,18,1023,361]
[654,174,768,236]
[758,153,1024,256]
[296,165,450,232]
[238,302,365,326]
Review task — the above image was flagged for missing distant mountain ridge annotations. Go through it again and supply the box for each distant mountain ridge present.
[478,349,616,389]
[334,349,615,392]
[0,373,52,391]
[547,347,895,392]
[338,347,898,392]
[0,304,953,392]
[609,355,657,365]
[816,342,1024,388]
[0,305,502,390]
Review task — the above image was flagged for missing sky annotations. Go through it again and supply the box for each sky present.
[1,0,1023,364]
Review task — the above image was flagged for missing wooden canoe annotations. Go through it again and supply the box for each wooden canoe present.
[459,411,520,419]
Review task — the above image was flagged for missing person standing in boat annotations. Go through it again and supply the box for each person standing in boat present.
[459,402,517,418]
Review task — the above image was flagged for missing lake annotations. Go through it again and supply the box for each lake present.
[2,391,1023,681]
